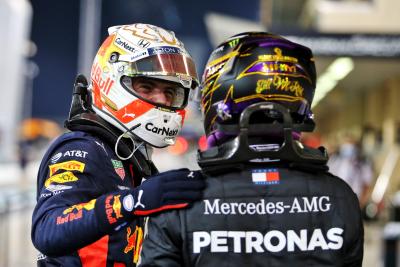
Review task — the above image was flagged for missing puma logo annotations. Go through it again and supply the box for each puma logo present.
[134,190,145,209]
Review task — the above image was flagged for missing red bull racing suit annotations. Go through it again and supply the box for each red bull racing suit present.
[32,130,154,267]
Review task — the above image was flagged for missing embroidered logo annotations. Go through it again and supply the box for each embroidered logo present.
[44,172,79,187]
[111,159,125,180]
[49,160,85,176]
[252,168,280,185]
[124,226,144,263]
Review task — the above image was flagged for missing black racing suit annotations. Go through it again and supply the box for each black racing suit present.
[32,114,158,266]
[139,163,363,266]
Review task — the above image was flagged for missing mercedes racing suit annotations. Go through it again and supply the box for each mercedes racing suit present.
[139,163,364,266]
[32,130,156,266]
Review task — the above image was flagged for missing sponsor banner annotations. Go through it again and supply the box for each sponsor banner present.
[44,171,79,187]
[128,50,149,61]
[193,228,343,253]
[203,196,331,215]
[49,160,85,176]
[50,150,88,163]
[148,46,183,56]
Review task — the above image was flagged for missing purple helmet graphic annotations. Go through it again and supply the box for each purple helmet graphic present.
[200,32,316,146]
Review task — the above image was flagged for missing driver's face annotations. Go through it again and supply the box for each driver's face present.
[132,78,178,107]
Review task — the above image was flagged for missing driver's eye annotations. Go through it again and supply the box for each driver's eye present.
[164,88,175,98]
[137,83,153,92]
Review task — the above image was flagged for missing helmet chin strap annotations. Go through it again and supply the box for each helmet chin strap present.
[115,124,144,160]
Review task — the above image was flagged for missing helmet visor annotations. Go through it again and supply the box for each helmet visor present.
[121,76,188,109]
[124,53,199,89]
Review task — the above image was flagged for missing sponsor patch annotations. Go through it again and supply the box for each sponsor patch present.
[203,196,331,215]
[105,195,123,224]
[137,38,151,48]
[115,36,137,52]
[57,199,96,225]
[148,46,182,56]
[134,189,145,209]
[111,159,125,180]
[91,62,114,95]
[57,209,82,224]
[144,123,178,137]
[37,253,46,261]
[44,172,79,187]
[128,50,149,61]
[124,226,144,264]
[40,184,73,198]
[50,151,89,164]
[49,160,85,176]
[46,184,73,192]
[252,168,280,185]
[50,152,62,163]
[113,195,123,219]
[123,194,134,212]
[193,228,343,254]
[62,199,96,215]
[62,150,88,158]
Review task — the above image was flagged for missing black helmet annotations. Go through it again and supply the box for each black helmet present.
[200,32,316,144]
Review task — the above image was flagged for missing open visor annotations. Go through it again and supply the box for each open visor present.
[125,53,199,89]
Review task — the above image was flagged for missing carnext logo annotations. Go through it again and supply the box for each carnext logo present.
[145,123,178,136]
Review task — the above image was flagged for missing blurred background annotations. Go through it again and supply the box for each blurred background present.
[0,0,400,266]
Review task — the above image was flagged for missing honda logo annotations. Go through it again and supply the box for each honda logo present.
[137,39,151,48]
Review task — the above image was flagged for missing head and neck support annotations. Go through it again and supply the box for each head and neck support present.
[198,101,328,172]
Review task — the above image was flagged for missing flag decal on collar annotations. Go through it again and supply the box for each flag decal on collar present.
[252,168,280,185]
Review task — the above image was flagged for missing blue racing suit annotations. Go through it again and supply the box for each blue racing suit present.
[32,130,155,267]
